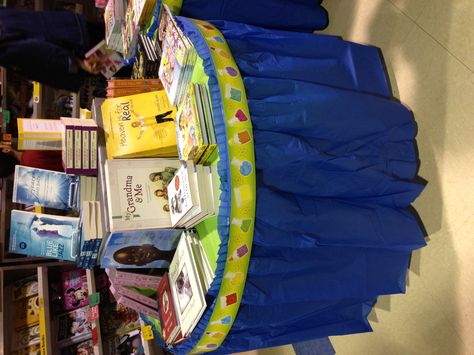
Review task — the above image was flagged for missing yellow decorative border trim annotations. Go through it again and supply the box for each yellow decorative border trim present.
[189,19,256,353]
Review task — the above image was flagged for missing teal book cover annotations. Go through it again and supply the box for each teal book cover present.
[9,210,80,261]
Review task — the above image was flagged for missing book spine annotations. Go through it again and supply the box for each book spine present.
[107,79,163,88]
[62,125,75,172]
[74,127,82,173]
[88,239,102,269]
[109,272,162,289]
[113,285,158,309]
[89,128,98,174]
[106,86,162,97]
[82,128,90,174]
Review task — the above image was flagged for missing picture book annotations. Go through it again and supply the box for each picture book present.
[109,284,158,309]
[59,338,94,355]
[104,158,180,231]
[13,165,80,210]
[167,161,196,227]
[57,306,92,346]
[17,118,62,150]
[14,295,40,330]
[61,269,89,310]
[99,302,141,338]
[12,275,39,301]
[101,90,178,159]
[12,324,40,351]
[85,40,124,79]
[10,343,40,355]
[9,210,81,261]
[100,228,181,268]
[109,287,161,319]
[105,268,163,288]
[157,272,181,345]
[168,232,206,337]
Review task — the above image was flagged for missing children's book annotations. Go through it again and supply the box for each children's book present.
[157,272,181,345]
[59,338,94,355]
[100,228,181,268]
[109,284,158,309]
[101,91,178,159]
[14,295,40,330]
[57,306,92,346]
[12,324,40,351]
[105,268,163,288]
[13,165,79,210]
[104,158,180,231]
[17,118,62,150]
[10,343,40,355]
[61,269,89,311]
[12,275,39,302]
[85,40,124,79]
[109,286,161,319]
[168,232,206,337]
[9,210,80,261]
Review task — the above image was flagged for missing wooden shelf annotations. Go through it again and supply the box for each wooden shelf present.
[38,266,53,355]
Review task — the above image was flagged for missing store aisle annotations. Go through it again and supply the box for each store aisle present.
[320,0,474,354]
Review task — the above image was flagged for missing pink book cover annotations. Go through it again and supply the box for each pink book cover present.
[110,283,158,309]
[109,285,161,319]
[61,269,89,311]
[105,269,162,289]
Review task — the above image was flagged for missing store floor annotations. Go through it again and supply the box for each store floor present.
[232,0,474,354]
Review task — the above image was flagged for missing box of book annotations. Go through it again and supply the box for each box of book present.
[168,232,206,337]
[17,118,62,150]
[9,210,81,261]
[103,158,180,231]
[100,228,181,268]
[61,269,89,311]
[13,165,80,210]
[57,306,92,346]
[101,90,178,159]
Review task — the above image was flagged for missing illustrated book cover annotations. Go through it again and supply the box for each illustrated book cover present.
[13,165,79,210]
[101,91,178,159]
[14,295,40,330]
[17,118,62,150]
[12,275,39,302]
[85,40,124,79]
[12,324,40,351]
[57,306,92,346]
[9,210,80,261]
[100,228,181,268]
[157,271,181,345]
[104,158,180,231]
[61,269,89,310]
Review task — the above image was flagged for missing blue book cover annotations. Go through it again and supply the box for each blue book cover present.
[100,229,181,268]
[13,165,79,210]
[9,210,81,261]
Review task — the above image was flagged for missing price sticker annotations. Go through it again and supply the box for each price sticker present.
[89,292,100,306]
[141,325,154,340]
[92,326,99,344]
[33,81,41,103]
[89,304,100,321]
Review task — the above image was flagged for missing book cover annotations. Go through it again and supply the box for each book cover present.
[104,158,180,231]
[57,306,92,346]
[10,343,41,355]
[168,233,206,337]
[85,40,124,79]
[101,90,178,159]
[60,117,76,172]
[100,228,181,268]
[12,324,40,351]
[13,165,79,210]
[157,272,180,345]
[107,78,163,88]
[14,295,40,330]
[110,284,158,309]
[17,118,62,150]
[9,210,80,261]
[167,162,196,227]
[12,275,39,302]
[109,287,161,319]
[105,269,163,288]
[59,338,94,355]
[61,269,89,311]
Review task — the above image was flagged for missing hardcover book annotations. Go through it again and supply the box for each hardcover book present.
[13,165,79,210]
[100,228,181,268]
[104,158,180,231]
[157,272,181,345]
[101,91,178,159]
[168,232,206,337]
[9,210,81,261]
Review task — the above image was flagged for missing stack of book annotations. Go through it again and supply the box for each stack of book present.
[134,33,162,79]
[157,230,211,346]
[104,0,125,52]
[17,118,62,150]
[101,91,178,159]
[60,117,98,175]
[167,161,218,229]
[106,78,163,98]
[107,269,162,319]
[158,5,197,107]
[121,4,140,60]
[56,306,93,350]
[131,0,155,27]
[77,201,105,269]
[176,83,217,164]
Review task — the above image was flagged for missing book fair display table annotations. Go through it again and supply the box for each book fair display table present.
[144,9,426,355]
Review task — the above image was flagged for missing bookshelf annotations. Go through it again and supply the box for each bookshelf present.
[85,269,104,355]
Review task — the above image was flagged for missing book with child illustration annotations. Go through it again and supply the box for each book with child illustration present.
[100,228,181,268]
[9,210,81,261]
[104,158,181,231]
[85,40,124,79]
[56,306,92,346]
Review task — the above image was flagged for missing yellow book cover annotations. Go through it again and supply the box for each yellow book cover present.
[101,91,178,159]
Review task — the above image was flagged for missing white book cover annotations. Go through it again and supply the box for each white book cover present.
[196,165,214,216]
[168,232,206,337]
[104,158,180,231]
[167,162,197,227]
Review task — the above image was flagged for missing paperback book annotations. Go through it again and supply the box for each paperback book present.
[85,40,124,79]
[14,295,40,330]
[13,165,79,210]
[104,158,180,231]
[100,228,181,268]
[101,90,178,159]
[9,210,80,261]
[12,324,40,351]
[61,269,89,311]
[57,306,92,346]
[12,275,39,301]
[17,118,62,150]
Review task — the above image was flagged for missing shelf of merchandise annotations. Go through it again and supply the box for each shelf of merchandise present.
[38,265,53,355]
[85,269,104,355]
